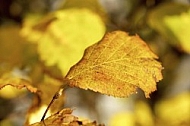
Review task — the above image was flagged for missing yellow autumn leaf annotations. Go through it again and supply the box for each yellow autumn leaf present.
[164,9,190,53]
[134,101,154,126]
[20,14,44,43]
[0,86,24,99]
[22,8,106,76]
[109,101,154,126]
[0,72,38,98]
[110,112,135,126]
[29,108,73,126]
[148,2,190,53]
[66,31,163,98]
[62,0,107,22]
[29,108,102,126]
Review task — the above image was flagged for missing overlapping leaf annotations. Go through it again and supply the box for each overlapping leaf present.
[0,25,40,84]
[66,31,163,98]
[0,73,37,93]
[21,8,106,76]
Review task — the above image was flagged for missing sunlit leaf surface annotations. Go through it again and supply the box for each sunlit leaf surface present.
[66,31,163,98]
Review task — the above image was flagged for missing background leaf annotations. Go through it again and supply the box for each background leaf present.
[164,9,190,53]
[66,31,163,98]
[21,8,106,76]
[0,71,37,99]
[147,2,190,53]
[155,92,190,126]
[0,72,37,93]
[62,0,108,23]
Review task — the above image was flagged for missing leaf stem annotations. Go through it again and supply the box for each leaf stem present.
[41,84,69,125]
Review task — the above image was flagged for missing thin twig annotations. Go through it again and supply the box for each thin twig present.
[41,84,69,125]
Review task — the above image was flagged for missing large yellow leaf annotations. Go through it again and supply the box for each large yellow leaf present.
[66,31,163,98]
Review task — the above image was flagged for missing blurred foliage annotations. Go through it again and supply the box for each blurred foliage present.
[21,9,105,76]
[155,92,190,126]
[110,101,154,126]
[148,2,190,53]
[0,0,190,126]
